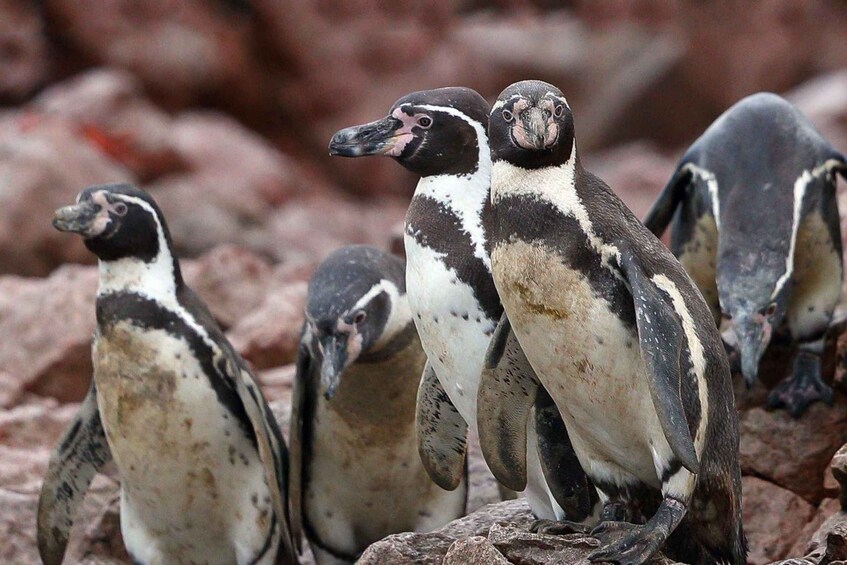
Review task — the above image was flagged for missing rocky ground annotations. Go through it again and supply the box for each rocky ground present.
[3,1,847,564]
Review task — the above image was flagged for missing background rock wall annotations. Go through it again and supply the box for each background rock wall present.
[2,1,847,563]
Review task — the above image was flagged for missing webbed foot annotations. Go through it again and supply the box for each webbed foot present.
[766,348,833,417]
[530,518,592,535]
[588,521,662,565]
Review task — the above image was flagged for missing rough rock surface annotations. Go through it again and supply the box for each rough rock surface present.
[743,476,818,564]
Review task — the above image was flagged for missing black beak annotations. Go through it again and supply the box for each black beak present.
[52,201,98,235]
[735,316,771,388]
[328,116,403,157]
[319,335,347,400]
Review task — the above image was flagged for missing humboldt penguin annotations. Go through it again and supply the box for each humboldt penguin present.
[289,245,466,564]
[329,87,597,524]
[480,80,745,565]
[38,183,297,565]
[644,92,847,417]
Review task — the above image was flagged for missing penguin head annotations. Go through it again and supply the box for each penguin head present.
[329,87,490,177]
[303,246,409,400]
[489,80,575,169]
[53,183,174,264]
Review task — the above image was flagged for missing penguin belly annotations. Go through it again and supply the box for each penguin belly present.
[404,234,497,427]
[787,211,843,339]
[492,241,673,491]
[305,365,464,556]
[94,321,275,565]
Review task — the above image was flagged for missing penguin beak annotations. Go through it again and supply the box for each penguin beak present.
[735,315,772,388]
[52,201,99,235]
[328,116,405,157]
[513,106,557,151]
[318,335,347,400]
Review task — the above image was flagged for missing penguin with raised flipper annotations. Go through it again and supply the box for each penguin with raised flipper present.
[289,245,466,565]
[644,92,847,417]
[38,183,297,565]
[480,80,745,565]
[329,87,597,526]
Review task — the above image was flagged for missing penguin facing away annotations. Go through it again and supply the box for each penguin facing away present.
[38,183,297,565]
[643,92,847,417]
[289,245,466,564]
[480,80,745,565]
[329,87,598,525]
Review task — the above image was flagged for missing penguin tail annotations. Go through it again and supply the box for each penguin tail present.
[642,164,693,237]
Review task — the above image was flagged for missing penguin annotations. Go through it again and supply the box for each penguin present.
[288,245,466,564]
[478,80,746,565]
[328,87,598,526]
[643,92,847,417]
[38,183,297,565]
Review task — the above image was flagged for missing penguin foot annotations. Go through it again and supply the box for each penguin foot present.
[530,518,592,535]
[766,350,833,417]
[588,521,663,565]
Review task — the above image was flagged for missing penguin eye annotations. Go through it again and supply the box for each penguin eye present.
[417,116,432,128]
[353,311,367,325]
[765,303,777,317]
[113,202,128,216]
[502,109,514,122]
[554,105,564,118]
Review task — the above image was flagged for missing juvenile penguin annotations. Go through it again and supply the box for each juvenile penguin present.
[38,183,297,565]
[289,245,466,564]
[479,80,745,564]
[643,92,847,417]
[329,87,597,524]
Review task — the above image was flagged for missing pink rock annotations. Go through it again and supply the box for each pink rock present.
[742,476,817,565]
[788,497,841,559]
[739,401,847,505]
[0,398,79,450]
[0,0,49,102]
[227,280,308,371]
[0,266,97,402]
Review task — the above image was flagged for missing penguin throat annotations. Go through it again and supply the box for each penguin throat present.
[97,249,181,303]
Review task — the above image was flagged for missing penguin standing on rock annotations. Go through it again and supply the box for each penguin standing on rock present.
[644,92,847,417]
[289,245,466,565]
[479,80,745,565]
[38,183,297,565]
[329,87,598,525]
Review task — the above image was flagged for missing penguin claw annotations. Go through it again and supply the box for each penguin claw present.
[588,522,663,565]
[766,374,834,418]
[530,518,592,535]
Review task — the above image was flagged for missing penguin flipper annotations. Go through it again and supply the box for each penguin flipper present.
[415,361,468,491]
[477,312,539,492]
[288,338,310,554]
[642,164,693,237]
[37,382,112,565]
[533,388,598,522]
[618,245,700,475]
[230,360,298,565]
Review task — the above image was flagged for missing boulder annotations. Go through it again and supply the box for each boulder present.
[0,0,49,102]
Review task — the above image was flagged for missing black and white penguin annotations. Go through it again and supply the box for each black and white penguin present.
[38,183,297,565]
[643,92,847,417]
[479,80,745,565]
[289,245,466,564]
[329,87,597,524]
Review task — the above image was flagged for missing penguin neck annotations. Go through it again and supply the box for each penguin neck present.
[97,246,183,304]
[367,290,413,354]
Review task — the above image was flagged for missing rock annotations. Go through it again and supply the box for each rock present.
[266,195,407,266]
[0,113,135,276]
[830,443,847,509]
[739,401,847,504]
[788,69,847,156]
[466,429,505,514]
[0,372,23,409]
[182,244,272,330]
[742,476,817,565]
[788,497,841,559]
[34,68,183,182]
[443,536,509,565]
[0,0,49,102]
[0,398,79,451]
[227,280,308,370]
[0,265,97,402]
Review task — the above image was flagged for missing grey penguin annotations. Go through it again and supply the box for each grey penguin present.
[289,245,466,564]
[328,87,598,525]
[479,80,746,565]
[643,92,847,417]
[38,183,297,565]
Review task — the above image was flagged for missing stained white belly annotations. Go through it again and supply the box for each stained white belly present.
[94,322,273,564]
[404,234,497,428]
[492,241,670,489]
